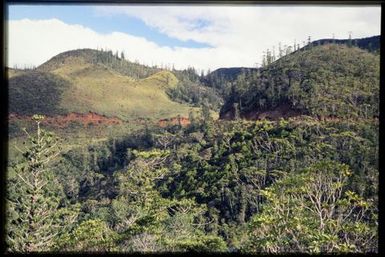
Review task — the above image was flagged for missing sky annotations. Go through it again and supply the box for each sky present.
[6,4,381,72]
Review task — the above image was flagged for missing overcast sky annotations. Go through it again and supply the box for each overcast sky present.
[7,5,381,72]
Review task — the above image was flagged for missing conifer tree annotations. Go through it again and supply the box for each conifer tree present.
[6,115,78,252]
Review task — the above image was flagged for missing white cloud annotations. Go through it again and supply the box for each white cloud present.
[7,5,381,72]
[7,18,251,72]
[95,5,381,65]
[95,6,381,44]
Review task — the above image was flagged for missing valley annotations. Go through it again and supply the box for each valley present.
[6,35,380,253]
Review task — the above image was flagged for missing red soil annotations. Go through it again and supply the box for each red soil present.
[9,113,191,129]
[244,104,301,120]
[9,112,123,128]
[158,116,190,127]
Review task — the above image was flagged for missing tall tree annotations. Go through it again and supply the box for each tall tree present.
[243,161,377,253]
[6,115,78,252]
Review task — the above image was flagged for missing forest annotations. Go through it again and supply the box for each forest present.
[5,35,379,253]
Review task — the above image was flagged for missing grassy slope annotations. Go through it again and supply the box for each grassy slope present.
[8,49,204,162]
[54,62,195,120]
[10,49,201,121]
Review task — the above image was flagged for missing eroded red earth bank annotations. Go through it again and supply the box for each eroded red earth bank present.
[9,112,191,128]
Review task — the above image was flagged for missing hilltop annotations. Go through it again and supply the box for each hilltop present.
[202,67,257,88]
[220,43,379,120]
[310,35,380,53]
[201,35,379,101]
[8,36,380,124]
[6,36,379,253]
[9,49,201,121]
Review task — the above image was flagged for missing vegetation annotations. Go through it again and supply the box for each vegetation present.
[243,161,377,253]
[6,36,379,253]
[167,68,224,111]
[221,44,379,120]
[6,113,378,253]
[9,72,70,115]
[9,49,205,121]
[6,115,79,252]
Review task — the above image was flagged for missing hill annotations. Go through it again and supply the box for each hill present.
[37,48,161,79]
[9,71,71,116]
[200,35,379,101]
[6,67,28,79]
[220,44,379,120]
[6,38,379,253]
[310,35,380,53]
[203,67,257,86]
[9,49,200,121]
[200,67,257,98]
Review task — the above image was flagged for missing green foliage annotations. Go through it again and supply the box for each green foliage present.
[9,72,69,115]
[6,116,78,252]
[202,67,257,98]
[6,41,378,253]
[57,219,118,252]
[38,48,160,79]
[157,118,377,242]
[166,234,227,252]
[221,44,379,119]
[7,113,378,253]
[243,161,377,253]
[167,70,223,111]
[10,48,202,121]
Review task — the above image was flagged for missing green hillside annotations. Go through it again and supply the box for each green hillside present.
[9,71,70,115]
[220,44,379,120]
[9,49,200,121]
[311,35,380,53]
[6,39,379,253]
[38,48,161,79]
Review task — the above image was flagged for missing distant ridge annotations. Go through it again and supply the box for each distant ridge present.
[310,35,380,53]
[220,43,379,120]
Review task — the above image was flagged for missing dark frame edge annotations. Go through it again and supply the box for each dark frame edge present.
[1,0,8,255]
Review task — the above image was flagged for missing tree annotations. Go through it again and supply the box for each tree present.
[111,149,171,236]
[279,42,283,58]
[243,161,377,253]
[266,49,273,65]
[200,101,215,139]
[160,198,227,252]
[261,52,267,67]
[6,115,78,252]
[233,103,241,120]
[57,219,118,251]
[348,31,353,47]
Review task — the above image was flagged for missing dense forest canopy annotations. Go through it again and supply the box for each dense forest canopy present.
[220,44,379,120]
[5,35,379,253]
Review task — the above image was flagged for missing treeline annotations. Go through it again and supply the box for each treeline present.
[6,111,378,252]
[81,49,162,79]
[89,49,225,111]
[261,35,380,68]
[37,48,224,112]
[167,68,224,111]
[220,44,379,120]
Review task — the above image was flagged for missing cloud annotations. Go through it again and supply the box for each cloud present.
[7,5,381,72]
[7,18,250,72]
[95,5,381,59]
